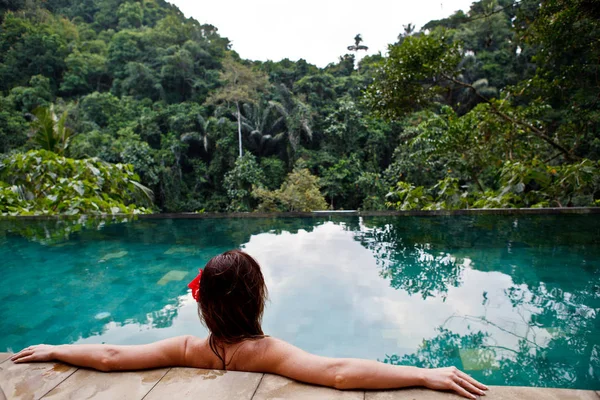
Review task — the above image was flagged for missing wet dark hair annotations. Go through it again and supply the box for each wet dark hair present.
[197,250,268,367]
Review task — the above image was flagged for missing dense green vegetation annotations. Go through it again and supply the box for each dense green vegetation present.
[0,0,598,214]
[0,150,152,215]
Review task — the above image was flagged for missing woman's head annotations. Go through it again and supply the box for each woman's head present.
[197,250,267,344]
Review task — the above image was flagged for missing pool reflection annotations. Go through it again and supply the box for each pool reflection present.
[0,215,598,389]
[356,215,600,389]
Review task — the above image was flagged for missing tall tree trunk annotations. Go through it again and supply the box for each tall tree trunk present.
[236,102,243,158]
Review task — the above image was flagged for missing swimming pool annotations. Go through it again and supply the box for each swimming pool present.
[1,215,598,389]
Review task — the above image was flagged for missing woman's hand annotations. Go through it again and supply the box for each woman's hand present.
[422,367,488,399]
[10,345,56,363]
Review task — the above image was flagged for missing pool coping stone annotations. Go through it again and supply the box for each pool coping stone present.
[40,368,169,400]
[1,361,599,400]
[0,359,77,400]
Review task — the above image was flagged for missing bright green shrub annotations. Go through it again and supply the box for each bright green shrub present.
[0,150,153,215]
[253,168,327,212]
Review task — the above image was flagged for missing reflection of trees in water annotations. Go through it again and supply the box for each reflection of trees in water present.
[355,219,467,299]
[382,311,599,389]
[0,216,132,245]
[84,217,330,248]
[383,328,487,368]
[360,215,600,388]
[75,299,184,344]
[380,240,463,300]
[356,215,600,300]
[501,242,600,389]
[0,216,335,247]
[377,262,600,389]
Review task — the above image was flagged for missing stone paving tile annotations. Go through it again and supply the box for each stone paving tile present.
[252,374,364,400]
[41,368,169,400]
[0,354,10,400]
[143,368,262,400]
[366,387,466,400]
[0,361,77,400]
[483,386,600,400]
[367,386,600,400]
[0,354,12,364]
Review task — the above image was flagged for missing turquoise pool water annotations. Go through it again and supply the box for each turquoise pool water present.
[0,215,599,389]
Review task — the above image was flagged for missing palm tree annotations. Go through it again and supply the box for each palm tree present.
[270,84,313,164]
[29,105,74,155]
[205,55,270,158]
[403,23,415,36]
[348,34,369,52]
[239,102,286,156]
[180,114,226,153]
[455,77,498,112]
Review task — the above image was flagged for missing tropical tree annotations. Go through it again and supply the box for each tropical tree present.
[347,34,368,52]
[0,95,28,153]
[0,0,598,214]
[516,0,600,160]
[206,54,270,158]
[252,167,327,212]
[320,155,363,210]
[29,105,74,155]
[60,49,108,96]
[270,84,313,164]
[180,114,226,153]
[8,75,52,112]
[365,29,575,161]
[223,153,266,211]
[239,101,285,157]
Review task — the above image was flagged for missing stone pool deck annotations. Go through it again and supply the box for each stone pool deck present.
[0,353,598,400]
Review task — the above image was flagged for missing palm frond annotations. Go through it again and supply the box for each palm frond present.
[130,180,155,204]
[180,132,199,142]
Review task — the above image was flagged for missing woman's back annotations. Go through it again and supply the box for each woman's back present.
[184,336,267,371]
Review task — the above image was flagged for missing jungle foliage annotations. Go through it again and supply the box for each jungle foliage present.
[0,0,598,214]
[0,150,152,215]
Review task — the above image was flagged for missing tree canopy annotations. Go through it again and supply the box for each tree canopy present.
[0,0,598,214]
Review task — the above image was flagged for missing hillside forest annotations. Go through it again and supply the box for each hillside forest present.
[0,0,599,215]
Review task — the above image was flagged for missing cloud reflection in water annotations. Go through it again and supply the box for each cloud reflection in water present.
[2,215,597,389]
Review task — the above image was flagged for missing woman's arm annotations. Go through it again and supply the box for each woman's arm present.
[10,336,194,371]
[249,338,488,400]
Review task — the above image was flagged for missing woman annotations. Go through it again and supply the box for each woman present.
[11,250,487,399]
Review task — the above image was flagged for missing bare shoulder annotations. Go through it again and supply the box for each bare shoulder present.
[232,336,339,387]
[243,336,286,352]
[238,336,293,357]
[179,335,220,369]
[232,336,309,372]
[184,335,208,349]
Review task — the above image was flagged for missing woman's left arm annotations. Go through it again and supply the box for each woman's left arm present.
[10,336,194,371]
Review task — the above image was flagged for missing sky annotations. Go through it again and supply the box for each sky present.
[168,0,476,67]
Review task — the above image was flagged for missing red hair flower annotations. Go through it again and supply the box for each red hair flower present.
[188,269,202,301]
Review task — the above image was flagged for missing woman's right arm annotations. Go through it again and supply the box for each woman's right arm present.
[10,336,195,371]
[250,338,488,400]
